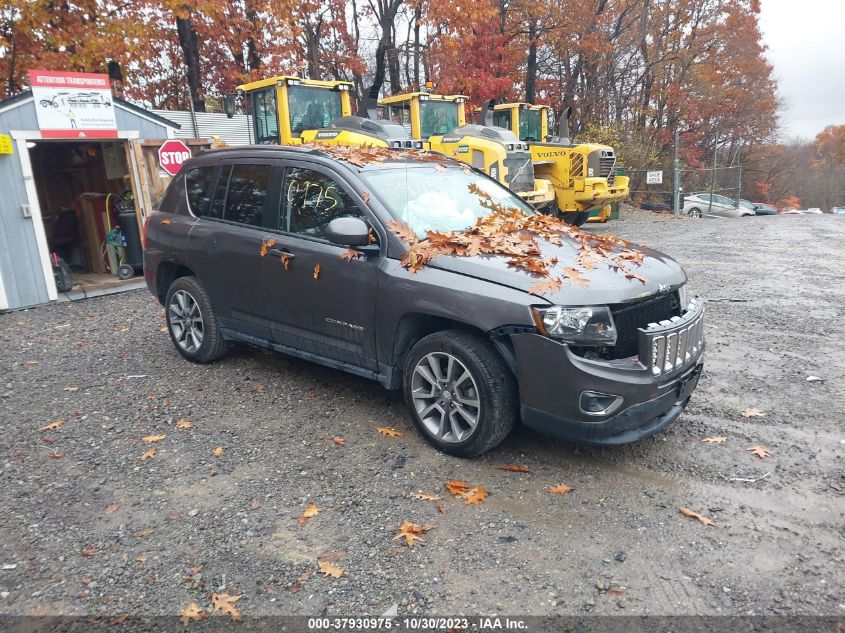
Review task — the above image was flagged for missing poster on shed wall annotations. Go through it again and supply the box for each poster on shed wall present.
[29,70,118,139]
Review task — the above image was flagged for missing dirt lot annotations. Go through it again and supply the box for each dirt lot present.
[0,210,843,624]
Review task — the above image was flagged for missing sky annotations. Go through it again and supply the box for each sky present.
[758,0,845,141]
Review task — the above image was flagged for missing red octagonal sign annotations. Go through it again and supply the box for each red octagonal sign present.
[158,140,192,176]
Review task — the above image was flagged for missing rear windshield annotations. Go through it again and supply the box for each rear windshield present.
[360,165,534,237]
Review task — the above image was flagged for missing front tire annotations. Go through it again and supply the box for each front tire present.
[687,207,702,218]
[165,276,227,363]
[563,211,591,227]
[403,330,518,457]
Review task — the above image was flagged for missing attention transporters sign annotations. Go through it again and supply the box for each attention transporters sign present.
[29,70,118,139]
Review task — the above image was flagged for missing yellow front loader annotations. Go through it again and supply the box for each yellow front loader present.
[379,93,554,208]
[233,75,416,149]
[491,103,629,225]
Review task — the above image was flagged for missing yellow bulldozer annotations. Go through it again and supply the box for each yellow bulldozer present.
[490,102,630,225]
[231,75,416,148]
[379,92,554,208]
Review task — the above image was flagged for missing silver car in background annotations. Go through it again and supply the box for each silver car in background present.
[683,193,754,218]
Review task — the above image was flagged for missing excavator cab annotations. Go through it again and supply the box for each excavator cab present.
[235,76,409,148]
[491,103,630,225]
[379,93,554,208]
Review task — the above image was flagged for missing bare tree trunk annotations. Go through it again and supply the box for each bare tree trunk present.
[176,12,205,112]
[526,20,538,103]
[413,6,421,89]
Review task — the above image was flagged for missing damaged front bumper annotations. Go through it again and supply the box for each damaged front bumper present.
[510,299,705,444]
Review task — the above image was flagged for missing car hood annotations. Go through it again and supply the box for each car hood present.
[427,236,687,305]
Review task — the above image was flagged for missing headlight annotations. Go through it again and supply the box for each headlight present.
[531,305,617,346]
[677,284,689,310]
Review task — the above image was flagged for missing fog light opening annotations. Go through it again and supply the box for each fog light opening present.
[579,391,623,417]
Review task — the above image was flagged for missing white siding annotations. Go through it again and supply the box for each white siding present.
[152,110,254,146]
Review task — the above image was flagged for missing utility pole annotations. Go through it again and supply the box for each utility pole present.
[708,131,718,214]
[733,139,743,207]
[673,128,680,214]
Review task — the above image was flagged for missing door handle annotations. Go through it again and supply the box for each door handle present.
[267,248,295,259]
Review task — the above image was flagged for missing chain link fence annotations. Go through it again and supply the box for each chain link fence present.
[624,166,741,211]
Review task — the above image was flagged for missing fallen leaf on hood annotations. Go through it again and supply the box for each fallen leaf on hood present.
[547,484,573,495]
[259,238,277,256]
[498,464,530,473]
[564,267,589,288]
[63,387,79,392]
[179,602,207,625]
[213,446,224,457]
[138,448,157,460]
[377,426,402,437]
[313,263,321,279]
[702,436,727,444]
[105,503,121,514]
[317,560,343,578]
[297,502,320,527]
[393,520,434,549]
[741,407,765,418]
[175,419,193,429]
[141,434,166,444]
[331,436,346,446]
[386,219,418,245]
[210,593,242,621]
[341,247,363,261]
[746,444,772,459]
[678,506,717,526]
[41,420,64,431]
[462,486,488,506]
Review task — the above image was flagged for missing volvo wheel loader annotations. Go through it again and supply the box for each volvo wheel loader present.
[231,75,414,149]
[378,93,554,208]
[490,103,629,226]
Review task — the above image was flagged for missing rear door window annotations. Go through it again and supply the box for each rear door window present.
[211,164,271,227]
[184,166,216,216]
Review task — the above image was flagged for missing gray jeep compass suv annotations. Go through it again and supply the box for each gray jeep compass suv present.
[144,145,704,457]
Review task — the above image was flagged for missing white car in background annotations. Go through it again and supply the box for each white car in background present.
[832,206,845,215]
[683,193,754,218]
[803,207,823,214]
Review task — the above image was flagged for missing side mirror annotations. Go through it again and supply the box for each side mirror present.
[223,95,237,119]
[324,217,371,247]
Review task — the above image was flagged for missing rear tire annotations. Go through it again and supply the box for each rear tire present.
[165,276,228,363]
[403,330,518,457]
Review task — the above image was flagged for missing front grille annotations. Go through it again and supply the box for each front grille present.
[607,292,681,359]
[638,298,705,375]
[599,152,616,185]
[503,152,535,193]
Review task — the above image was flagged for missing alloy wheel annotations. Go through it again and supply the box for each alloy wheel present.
[168,290,204,353]
[410,352,481,443]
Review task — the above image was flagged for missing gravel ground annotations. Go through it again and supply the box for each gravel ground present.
[0,209,843,622]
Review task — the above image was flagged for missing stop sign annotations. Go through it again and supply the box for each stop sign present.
[158,140,192,176]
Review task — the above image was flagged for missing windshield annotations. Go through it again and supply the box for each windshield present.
[361,165,535,237]
[288,85,342,136]
[519,109,543,141]
[420,101,459,138]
